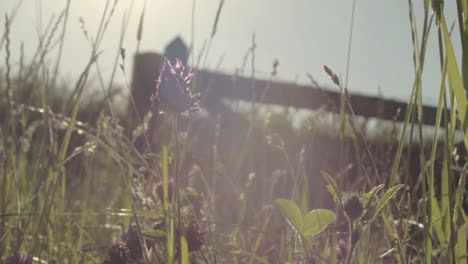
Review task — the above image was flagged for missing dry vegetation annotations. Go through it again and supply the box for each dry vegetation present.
[1,0,468,263]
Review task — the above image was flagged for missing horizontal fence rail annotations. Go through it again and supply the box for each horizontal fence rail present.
[129,52,450,130]
[195,69,448,127]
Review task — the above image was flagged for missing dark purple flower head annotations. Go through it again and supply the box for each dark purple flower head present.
[342,193,363,221]
[337,239,348,259]
[121,225,141,261]
[103,241,129,264]
[120,225,154,263]
[6,253,33,264]
[184,220,205,252]
[151,57,200,115]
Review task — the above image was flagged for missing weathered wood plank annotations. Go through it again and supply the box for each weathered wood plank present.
[195,69,447,126]
[128,52,449,128]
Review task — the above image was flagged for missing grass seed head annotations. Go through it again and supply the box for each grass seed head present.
[323,65,340,86]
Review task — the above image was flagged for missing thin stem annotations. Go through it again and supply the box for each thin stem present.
[344,218,356,264]
[191,0,196,65]
[173,115,182,254]
[299,234,311,263]
[345,222,352,264]
[344,0,357,88]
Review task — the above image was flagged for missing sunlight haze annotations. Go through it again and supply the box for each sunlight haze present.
[1,0,461,105]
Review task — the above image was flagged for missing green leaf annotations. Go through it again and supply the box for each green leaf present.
[361,184,385,221]
[302,209,336,236]
[362,184,384,208]
[144,153,161,161]
[454,169,467,229]
[372,184,405,220]
[456,225,467,264]
[458,0,468,95]
[321,171,342,206]
[180,235,189,264]
[143,229,166,238]
[441,16,468,146]
[275,198,303,233]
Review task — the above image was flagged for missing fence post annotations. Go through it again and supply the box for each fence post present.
[127,52,163,152]
[127,37,189,152]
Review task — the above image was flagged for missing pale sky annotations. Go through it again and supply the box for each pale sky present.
[0,0,462,106]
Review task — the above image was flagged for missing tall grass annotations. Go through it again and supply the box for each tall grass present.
[0,0,467,264]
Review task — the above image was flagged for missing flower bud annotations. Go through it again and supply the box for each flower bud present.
[343,193,364,221]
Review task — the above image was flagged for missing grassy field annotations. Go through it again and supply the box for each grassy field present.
[1,0,468,263]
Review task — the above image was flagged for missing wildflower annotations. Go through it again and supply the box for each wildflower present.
[184,220,205,252]
[151,218,205,252]
[102,241,129,264]
[151,58,200,115]
[342,193,364,221]
[337,239,348,259]
[6,253,33,264]
[122,225,142,262]
[120,224,155,263]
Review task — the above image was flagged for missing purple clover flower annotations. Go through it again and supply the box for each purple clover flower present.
[6,253,33,264]
[120,225,155,263]
[151,57,200,115]
[338,239,348,259]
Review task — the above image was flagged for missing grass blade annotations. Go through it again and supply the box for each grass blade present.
[440,17,468,145]
[180,234,189,264]
[371,184,404,221]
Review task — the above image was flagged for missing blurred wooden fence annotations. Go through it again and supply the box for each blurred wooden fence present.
[195,69,443,125]
[128,39,446,134]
